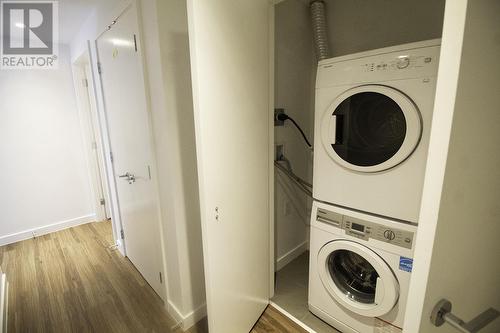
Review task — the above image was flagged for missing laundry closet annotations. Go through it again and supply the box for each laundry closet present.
[187,0,500,332]
[272,0,445,332]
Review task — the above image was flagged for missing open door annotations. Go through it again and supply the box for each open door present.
[187,1,271,332]
[96,4,164,298]
[404,1,500,332]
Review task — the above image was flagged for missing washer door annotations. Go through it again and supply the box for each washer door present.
[317,240,399,317]
[321,85,422,173]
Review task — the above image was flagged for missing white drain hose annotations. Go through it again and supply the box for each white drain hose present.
[310,0,330,61]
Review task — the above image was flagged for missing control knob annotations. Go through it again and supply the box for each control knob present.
[383,229,396,241]
[397,57,410,69]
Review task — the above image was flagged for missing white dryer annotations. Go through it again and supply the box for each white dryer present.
[313,40,440,223]
[308,201,416,333]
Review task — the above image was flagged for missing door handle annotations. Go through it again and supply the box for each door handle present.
[119,172,136,184]
[431,298,500,333]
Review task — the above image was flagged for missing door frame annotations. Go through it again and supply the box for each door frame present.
[72,50,111,223]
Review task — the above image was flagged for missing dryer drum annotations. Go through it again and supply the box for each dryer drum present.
[332,92,407,167]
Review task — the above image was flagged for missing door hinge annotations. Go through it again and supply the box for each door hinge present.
[120,229,125,239]
[159,272,162,283]
[110,151,114,163]
[97,61,102,74]
[92,141,97,150]
[133,34,138,52]
[100,198,105,205]
[82,78,88,87]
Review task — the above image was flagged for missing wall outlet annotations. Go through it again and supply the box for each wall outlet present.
[274,108,285,126]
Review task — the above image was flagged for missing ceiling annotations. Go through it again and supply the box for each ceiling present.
[58,0,109,44]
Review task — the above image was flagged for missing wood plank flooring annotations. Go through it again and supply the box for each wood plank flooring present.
[0,221,177,332]
[0,221,307,333]
[251,306,307,333]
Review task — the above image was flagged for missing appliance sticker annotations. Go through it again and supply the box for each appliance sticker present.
[399,257,413,272]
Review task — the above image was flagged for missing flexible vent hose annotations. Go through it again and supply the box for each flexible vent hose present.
[310,0,330,61]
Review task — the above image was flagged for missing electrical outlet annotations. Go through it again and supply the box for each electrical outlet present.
[274,108,285,126]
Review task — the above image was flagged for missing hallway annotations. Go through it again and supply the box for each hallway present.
[0,221,177,332]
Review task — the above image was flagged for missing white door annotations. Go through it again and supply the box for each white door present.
[96,5,164,297]
[187,1,271,332]
[404,1,500,332]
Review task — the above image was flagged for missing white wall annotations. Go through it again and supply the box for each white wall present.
[70,0,127,63]
[274,0,315,269]
[139,0,205,328]
[0,45,95,244]
[324,0,445,57]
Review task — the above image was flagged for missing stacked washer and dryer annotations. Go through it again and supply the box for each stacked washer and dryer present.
[308,40,440,333]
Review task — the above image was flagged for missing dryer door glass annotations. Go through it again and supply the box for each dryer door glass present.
[332,92,406,167]
[328,249,379,304]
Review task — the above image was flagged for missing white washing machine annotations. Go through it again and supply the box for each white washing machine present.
[313,39,440,223]
[308,201,416,333]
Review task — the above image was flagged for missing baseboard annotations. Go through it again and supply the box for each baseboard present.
[167,300,207,331]
[0,214,96,246]
[115,239,126,256]
[166,300,184,330]
[276,240,309,271]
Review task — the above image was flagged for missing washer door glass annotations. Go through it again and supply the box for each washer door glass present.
[332,92,406,167]
[328,250,379,304]
[321,85,422,173]
[317,240,399,317]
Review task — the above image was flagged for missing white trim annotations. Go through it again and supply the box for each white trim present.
[276,241,308,271]
[166,300,183,330]
[0,214,96,246]
[269,301,317,333]
[0,272,7,333]
[268,0,276,300]
[72,52,108,222]
[167,300,207,331]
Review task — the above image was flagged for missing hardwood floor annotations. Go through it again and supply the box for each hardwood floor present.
[185,305,308,333]
[0,221,177,332]
[251,306,308,333]
[0,221,308,333]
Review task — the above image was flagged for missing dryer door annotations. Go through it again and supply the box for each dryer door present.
[317,240,399,317]
[321,85,422,173]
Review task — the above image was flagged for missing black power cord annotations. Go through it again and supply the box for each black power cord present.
[276,112,313,149]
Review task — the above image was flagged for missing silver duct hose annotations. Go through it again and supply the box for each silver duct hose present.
[310,0,330,61]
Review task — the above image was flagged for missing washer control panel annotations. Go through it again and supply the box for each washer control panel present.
[316,209,414,249]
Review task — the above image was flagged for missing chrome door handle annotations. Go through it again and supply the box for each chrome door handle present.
[119,172,136,184]
[431,299,499,333]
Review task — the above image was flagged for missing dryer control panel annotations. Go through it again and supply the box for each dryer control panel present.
[317,208,414,249]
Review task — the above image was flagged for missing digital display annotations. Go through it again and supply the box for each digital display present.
[351,223,365,232]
